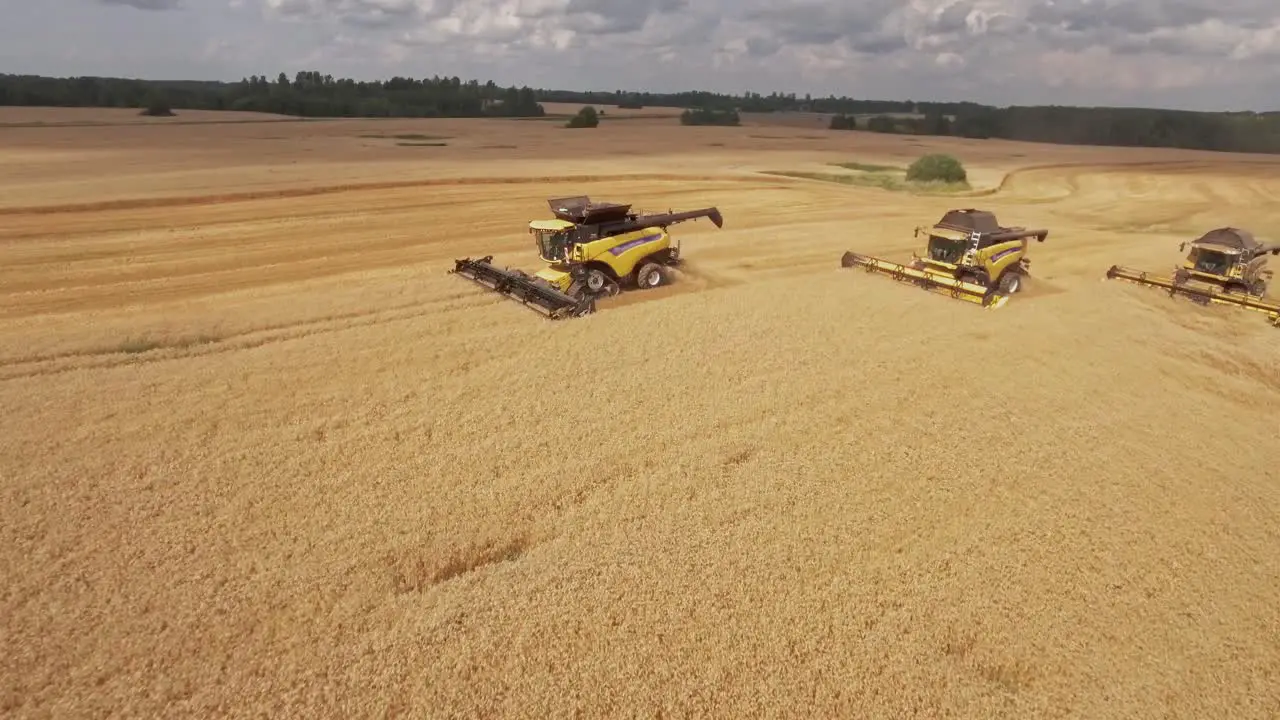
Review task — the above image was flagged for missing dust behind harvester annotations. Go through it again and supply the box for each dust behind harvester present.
[451,195,723,319]
[1106,227,1280,327]
[840,208,1049,309]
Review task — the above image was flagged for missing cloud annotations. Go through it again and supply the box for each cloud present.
[263,0,449,27]
[8,0,1280,110]
[564,0,687,34]
[97,0,183,9]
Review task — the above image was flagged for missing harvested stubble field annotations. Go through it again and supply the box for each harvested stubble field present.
[1,107,1279,719]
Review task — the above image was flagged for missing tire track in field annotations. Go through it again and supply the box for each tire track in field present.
[0,289,513,382]
[1,179,766,279]
[0,175,774,319]
[0,195,489,245]
[745,159,1280,298]
[0,245,463,319]
[1003,162,1280,235]
[5,161,1257,322]
[0,172,773,216]
[0,215,498,299]
[0,178,782,244]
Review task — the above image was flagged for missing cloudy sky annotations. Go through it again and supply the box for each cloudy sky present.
[3,1,1279,110]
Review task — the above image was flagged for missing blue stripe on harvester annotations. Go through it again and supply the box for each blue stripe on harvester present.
[990,247,1020,263]
[608,232,663,256]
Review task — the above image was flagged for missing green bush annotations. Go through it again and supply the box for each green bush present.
[906,153,967,183]
[565,106,599,128]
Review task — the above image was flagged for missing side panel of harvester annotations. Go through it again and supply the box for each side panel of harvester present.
[530,225,672,292]
[583,226,672,279]
[979,237,1031,283]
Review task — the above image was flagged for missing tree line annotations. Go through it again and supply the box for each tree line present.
[541,88,984,117]
[825,106,1280,154]
[548,89,1280,155]
[4,71,1280,154]
[0,71,545,118]
[680,108,740,126]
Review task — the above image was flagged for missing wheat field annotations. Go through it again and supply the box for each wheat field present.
[1,106,1278,719]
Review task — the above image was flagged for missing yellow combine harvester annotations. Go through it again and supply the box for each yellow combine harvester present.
[1106,227,1280,326]
[450,195,723,319]
[840,208,1049,308]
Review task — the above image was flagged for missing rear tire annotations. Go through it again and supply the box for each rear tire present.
[636,262,664,289]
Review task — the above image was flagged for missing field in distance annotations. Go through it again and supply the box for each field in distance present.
[1,106,1279,718]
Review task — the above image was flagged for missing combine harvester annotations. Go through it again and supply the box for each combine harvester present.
[451,195,723,319]
[1106,227,1280,327]
[839,208,1049,309]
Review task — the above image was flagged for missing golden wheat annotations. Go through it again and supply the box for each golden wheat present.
[1,108,1278,719]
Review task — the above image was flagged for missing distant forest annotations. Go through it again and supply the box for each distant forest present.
[0,72,546,119]
[3,71,1280,154]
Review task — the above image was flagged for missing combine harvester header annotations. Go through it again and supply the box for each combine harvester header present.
[450,255,596,320]
[1106,226,1280,327]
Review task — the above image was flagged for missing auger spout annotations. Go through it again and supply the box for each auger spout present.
[633,207,724,230]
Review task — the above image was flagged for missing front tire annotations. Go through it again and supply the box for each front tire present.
[635,262,665,289]
[584,268,611,294]
[999,271,1022,295]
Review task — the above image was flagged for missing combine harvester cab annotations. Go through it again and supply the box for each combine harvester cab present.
[1105,226,1280,326]
[450,195,723,320]
[840,208,1048,309]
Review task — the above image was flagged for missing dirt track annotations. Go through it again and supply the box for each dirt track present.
[2,110,1279,718]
